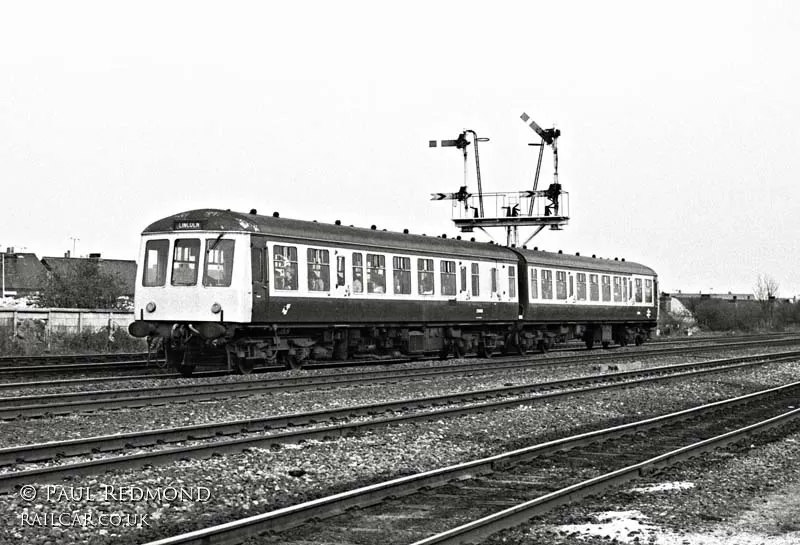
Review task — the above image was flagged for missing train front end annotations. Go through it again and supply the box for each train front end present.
[128,213,253,375]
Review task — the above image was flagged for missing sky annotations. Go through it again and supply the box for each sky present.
[1,1,798,296]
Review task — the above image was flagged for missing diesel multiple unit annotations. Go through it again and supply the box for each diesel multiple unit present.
[129,209,658,375]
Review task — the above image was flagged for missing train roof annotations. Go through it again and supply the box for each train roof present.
[142,209,517,261]
[516,247,656,276]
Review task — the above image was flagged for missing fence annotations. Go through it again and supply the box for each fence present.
[0,308,135,336]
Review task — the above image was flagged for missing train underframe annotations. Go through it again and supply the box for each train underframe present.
[139,320,654,376]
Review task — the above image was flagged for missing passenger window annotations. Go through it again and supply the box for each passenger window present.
[576,272,587,301]
[541,269,553,299]
[623,278,629,301]
[204,239,235,287]
[418,259,434,295]
[171,239,201,286]
[529,268,538,299]
[589,274,599,301]
[143,239,169,287]
[635,278,643,303]
[508,265,516,298]
[613,276,622,302]
[367,254,386,293]
[460,265,467,292]
[556,271,567,300]
[601,275,611,302]
[645,279,653,303]
[336,256,345,288]
[307,249,330,291]
[352,253,364,293]
[471,263,480,296]
[393,257,411,294]
[441,260,457,296]
[274,245,298,290]
[490,268,498,293]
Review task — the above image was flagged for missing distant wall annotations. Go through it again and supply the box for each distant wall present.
[0,308,135,335]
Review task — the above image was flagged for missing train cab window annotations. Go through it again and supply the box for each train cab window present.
[441,260,457,296]
[171,239,201,286]
[601,275,611,302]
[529,268,538,299]
[613,276,622,302]
[307,249,330,291]
[393,257,411,294]
[541,269,553,299]
[367,254,386,293]
[555,271,567,300]
[645,279,654,303]
[418,259,434,295]
[203,239,235,287]
[635,278,643,303]
[508,265,516,298]
[352,253,364,293]
[576,273,587,301]
[143,239,169,287]
[490,268,498,293]
[336,256,346,288]
[273,245,298,290]
[589,274,599,301]
[470,263,480,296]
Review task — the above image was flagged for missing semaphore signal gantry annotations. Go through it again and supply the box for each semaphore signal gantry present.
[429,113,569,247]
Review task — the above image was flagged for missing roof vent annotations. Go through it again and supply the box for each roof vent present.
[456,236,461,240]
[403,228,409,234]
[614,257,618,261]
[470,237,475,242]
[592,254,596,258]
[89,253,101,259]
[272,212,280,218]
[442,234,447,238]
[576,252,580,256]
[622,258,625,262]
[335,220,341,226]
[249,209,257,215]
[558,250,563,254]
[533,246,538,251]
[371,225,377,230]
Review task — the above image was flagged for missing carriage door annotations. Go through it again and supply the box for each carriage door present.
[250,236,269,321]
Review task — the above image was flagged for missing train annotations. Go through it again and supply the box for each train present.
[128,209,658,375]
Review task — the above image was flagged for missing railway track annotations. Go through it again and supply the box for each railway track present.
[138,381,800,545]
[2,335,799,397]
[2,341,800,419]
[0,350,796,491]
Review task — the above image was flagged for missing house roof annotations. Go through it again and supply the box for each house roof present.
[41,257,137,295]
[1,253,48,291]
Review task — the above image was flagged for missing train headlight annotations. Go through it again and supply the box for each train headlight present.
[146,302,157,313]
[211,302,222,314]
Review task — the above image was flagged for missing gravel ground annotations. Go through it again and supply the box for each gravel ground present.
[483,423,800,545]
[0,347,796,449]
[0,357,798,544]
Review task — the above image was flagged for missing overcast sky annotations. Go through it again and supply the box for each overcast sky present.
[1,1,798,296]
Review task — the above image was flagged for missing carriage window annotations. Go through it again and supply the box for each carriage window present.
[508,265,516,298]
[367,254,386,293]
[490,268,498,293]
[556,271,567,300]
[460,265,467,292]
[623,278,629,301]
[393,257,411,294]
[613,276,622,302]
[352,252,364,293]
[635,278,643,302]
[171,239,201,286]
[529,268,538,299]
[204,239,235,287]
[576,272,587,301]
[273,245,298,290]
[307,248,330,291]
[590,274,599,301]
[471,263,480,296]
[441,260,457,296]
[418,259,434,295]
[336,256,345,287]
[645,279,654,303]
[601,275,611,301]
[541,269,553,299]
[143,239,169,286]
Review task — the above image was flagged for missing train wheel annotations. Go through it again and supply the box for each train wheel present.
[281,353,302,370]
[635,335,644,346]
[231,354,254,375]
[585,338,594,350]
[602,341,611,349]
[477,343,492,359]
[166,345,196,377]
[538,340,548,354]
[453,339,466,358]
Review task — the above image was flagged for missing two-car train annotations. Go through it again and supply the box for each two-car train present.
[128,209,658,375]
